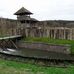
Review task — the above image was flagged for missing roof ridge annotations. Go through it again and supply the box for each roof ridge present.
[14,7,33,15]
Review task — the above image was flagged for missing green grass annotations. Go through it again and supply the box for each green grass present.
[0,59,74,74]
[22,37,74,54]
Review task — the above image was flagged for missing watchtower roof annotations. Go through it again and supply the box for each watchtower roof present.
[14,7,33,15]
[31,18,39,22]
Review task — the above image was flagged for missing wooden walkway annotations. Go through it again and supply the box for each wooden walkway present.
[0,35,22,49]
[0,35,22,40]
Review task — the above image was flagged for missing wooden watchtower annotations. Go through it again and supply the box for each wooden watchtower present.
[14,7,33,23]
[14,7,38,37]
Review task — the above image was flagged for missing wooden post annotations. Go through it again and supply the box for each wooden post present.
[64,28,66,39]
[54,28,56,39]
[47,29,49,37]
[70,29,72,40]
[49,29,51,38]
[49,28,50,38]
[10,40,18,49]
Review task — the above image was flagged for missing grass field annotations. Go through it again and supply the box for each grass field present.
[22,37,74,54]
[0,59,74,74]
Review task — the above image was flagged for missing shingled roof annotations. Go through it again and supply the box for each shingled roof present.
[14,7,33,15]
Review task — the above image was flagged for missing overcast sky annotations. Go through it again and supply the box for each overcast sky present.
[0,0,74,21]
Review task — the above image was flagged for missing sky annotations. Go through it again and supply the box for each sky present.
[0,0,74,21]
